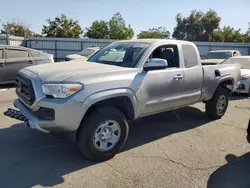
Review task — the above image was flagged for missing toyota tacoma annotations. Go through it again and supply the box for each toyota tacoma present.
[4,39,241,161]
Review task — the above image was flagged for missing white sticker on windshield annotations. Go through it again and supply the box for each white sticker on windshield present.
[132,44,148,48]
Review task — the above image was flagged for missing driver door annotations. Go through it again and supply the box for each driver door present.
[140,44,185,116]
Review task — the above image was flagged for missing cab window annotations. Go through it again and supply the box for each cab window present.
[145,45,180,68]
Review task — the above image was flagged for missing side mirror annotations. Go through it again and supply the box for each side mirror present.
[144,58,168,71]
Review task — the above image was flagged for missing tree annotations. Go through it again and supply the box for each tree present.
[172,9,221,41]
[2,21,39,37]
[245,22,250,42]
[42,14,83,38]
[108,12,134,40]
[210,26,245,42]
[137,27,170,39]
[85,20,109,39]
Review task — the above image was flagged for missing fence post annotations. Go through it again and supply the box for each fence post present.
[55,40,58,61]
[6,35,9,45]
[81,40,84,51]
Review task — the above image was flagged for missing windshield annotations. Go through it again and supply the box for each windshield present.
[205,52,232,59]
[222,58,250,69]
[79,48,98,57]
[88,43,149,67]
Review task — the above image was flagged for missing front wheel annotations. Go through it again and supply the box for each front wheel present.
[247,87,250,97]
[205,87,229,119]
[77,107,129,161]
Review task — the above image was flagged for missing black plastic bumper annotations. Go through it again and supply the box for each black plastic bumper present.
[4,108,28,123]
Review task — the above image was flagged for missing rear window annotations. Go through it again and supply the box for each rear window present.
[6,49,29,58]
[182,45,198,68]
[29,50,41,57]
[205,52,232,59]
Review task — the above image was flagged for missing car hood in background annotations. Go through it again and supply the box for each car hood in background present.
[241,69,250,77]
[66,54,87,60]
[201,59,225,65]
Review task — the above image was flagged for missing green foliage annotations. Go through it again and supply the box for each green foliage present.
[137,27,170,39]
[85,12,134,40]
[2,21,39,37]
[173,9,221,41]
[209,27,245,42]
[108,12,134,40]
[85,20,109,39]
[42,14,83,38]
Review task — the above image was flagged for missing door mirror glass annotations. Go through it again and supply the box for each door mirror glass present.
[144,58,168,71]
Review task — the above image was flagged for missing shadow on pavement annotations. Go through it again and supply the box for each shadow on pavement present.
[229,93,249,101]
[0,106,212,188]
[0,84,15,90]
[207,152,250,188]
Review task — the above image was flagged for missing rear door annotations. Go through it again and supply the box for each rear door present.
[0,47,5,82]
[5,48,35,82]
[181,44,203,105]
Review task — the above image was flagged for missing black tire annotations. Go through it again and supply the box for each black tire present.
[247,119,250,135]
[205,86,229,119]
[247,87,250,97]
[77,107,129,161]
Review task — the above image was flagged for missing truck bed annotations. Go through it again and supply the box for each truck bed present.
[200,64,241,101]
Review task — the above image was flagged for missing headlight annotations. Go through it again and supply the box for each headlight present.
[42,83,83,98]
[241,75,250,80]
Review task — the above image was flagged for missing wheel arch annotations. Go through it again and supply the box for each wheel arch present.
[76,89,138,139]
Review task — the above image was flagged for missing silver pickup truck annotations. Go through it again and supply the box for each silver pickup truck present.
[4,39,241,161]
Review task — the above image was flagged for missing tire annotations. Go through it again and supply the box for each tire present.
[247,87,250,97]
[77,107,129,161]
[247,119,250,135]
[205,86,229,119]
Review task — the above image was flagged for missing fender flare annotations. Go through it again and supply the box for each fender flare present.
[82,88,139,117]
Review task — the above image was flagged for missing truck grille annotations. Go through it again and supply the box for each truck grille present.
[16,74,36,106]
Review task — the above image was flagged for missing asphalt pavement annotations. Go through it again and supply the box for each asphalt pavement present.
[0,87,249,188]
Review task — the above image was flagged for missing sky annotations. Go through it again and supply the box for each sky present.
[0,0,250,36]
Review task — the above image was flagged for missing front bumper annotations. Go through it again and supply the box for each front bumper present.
[4,98,88,133]
[5,100,50,133]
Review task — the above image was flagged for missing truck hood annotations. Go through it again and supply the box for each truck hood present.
[22,60,137,83]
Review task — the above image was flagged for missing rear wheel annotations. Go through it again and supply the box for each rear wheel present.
[205,86,229,119]
[77,107,129,161]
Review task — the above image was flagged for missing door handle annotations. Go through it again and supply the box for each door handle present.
[174,74,183,80]
[0,63,4,67]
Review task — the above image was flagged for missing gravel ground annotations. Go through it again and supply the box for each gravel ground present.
[0,88,249,188]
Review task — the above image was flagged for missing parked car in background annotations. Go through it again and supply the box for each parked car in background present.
[221,56,250,96]
[201,50,241,65]
[4,39,241,161]
[65,47,101,61]
[0,45,54,84]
